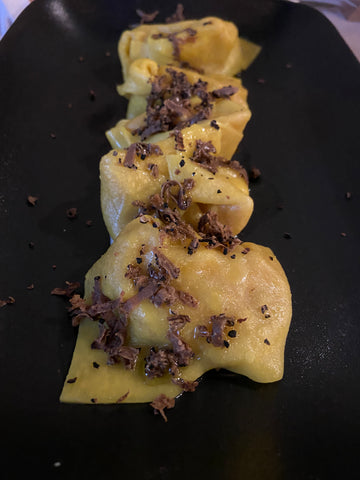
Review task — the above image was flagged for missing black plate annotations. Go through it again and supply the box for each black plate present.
[1,0,359,478]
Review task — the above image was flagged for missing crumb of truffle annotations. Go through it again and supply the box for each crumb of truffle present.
[150,394,175,422]
[66,207,78,219]
[51,281,80,297]
[136,9,159,24]
[116,391,130,403]
[249,167,261,181]
[27,195,39,206]
[166,3,185,23]
[0,296,15,307]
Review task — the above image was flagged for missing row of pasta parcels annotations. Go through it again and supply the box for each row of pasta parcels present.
[60,16,292,405]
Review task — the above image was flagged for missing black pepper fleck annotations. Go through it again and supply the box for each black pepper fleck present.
[261,305,268,314]
[228,330,237,338]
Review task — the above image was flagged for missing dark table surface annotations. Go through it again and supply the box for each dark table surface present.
[0,0,359,478]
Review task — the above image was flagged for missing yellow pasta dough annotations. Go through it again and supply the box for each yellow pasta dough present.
[118,16,261,80]
[106,63,251,154]
[60,216,292,404]
[116,59,248,117]
[101,125,253,241]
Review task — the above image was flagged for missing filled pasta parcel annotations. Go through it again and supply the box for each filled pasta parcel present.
[106,62,251,155]
[118,15,261,80]
[101,128,254,241]
[60,216,292,407]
